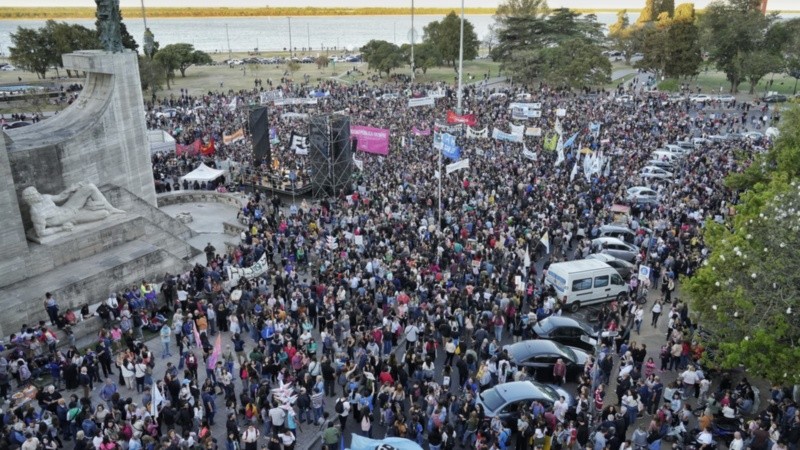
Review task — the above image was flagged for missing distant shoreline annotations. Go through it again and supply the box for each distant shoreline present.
[0,6,796,20]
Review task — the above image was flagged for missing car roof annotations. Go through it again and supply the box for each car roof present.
[484,381,552,404]
[592,237,630,246]
[504,339,569,361]
[537,315,593,330]
[547,259,612,273]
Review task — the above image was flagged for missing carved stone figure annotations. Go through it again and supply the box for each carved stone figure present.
[96,0,123,53]
[22,182,125,238]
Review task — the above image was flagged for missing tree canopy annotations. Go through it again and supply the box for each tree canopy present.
[422,12,480,69]
[685,107,800,383]
[360,40,404,77]
[9,20,99,79]
[153,43,212,89]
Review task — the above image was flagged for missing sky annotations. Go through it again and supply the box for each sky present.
[3,0,797,10]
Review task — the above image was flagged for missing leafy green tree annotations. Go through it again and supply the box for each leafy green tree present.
[401,41,442,75]
[153,43,212,79]
[45,21,100,77]
[685,107,800,383]
[699,0,774,93]
[9,26,55,79]
[537,38,611,88]
[491,0,549,62]
[315,55,329,70]
[608,10,636,64]
[657,0,675,17]
[423,12,479,69]
[634,13,673,78]
[664,4,702,78]
[741,51,784,94]
[360,39,404,77]
[139,54,165,98]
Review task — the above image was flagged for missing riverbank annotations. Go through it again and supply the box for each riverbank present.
[0,7,648,20]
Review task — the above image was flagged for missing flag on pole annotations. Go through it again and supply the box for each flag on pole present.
[570,158,579,182]
[151,384,164,418]
[200,138,216,156]
[192,321,202,348]
[603,157,612,177]
[207,333,222,369]
[441,133,461,161]
[554,118,563,136]
[554,134,565,167]
[524,244,531,268]
[540,231,550,254]
[543,133,558,152]
[563,132,579,149]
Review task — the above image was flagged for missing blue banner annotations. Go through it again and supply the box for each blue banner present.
[442,133,461,160]
[563,132,579,149]
[350,436,425,450]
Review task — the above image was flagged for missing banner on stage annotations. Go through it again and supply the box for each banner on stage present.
[351,125,390,156]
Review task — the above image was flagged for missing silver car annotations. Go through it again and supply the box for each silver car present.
[591,237,639,263]
[475,381,574,422]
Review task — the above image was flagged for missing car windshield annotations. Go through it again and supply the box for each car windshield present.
[553,341,577,362]
[535,319,555,334]
[536,384,560,403]
[479,388,506,412]
[575,321,597,336]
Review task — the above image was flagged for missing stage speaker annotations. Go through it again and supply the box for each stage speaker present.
[249,107,270,162]
[308,114,353,198]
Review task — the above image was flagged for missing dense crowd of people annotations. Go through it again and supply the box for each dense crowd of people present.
[3,71,798,450]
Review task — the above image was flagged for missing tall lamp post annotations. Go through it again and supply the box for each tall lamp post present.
[411,0,415,81]
[456,0,465,115]
[287,17,293,56]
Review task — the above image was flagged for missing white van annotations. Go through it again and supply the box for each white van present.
[545,259,628,312]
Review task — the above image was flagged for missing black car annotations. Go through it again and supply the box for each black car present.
[503,339,589,381]
[531,316,600,353]
[763,94,787,103]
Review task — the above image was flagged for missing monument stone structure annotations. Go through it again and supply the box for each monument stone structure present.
[0,43,197,335]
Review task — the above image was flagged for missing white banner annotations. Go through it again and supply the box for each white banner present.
[226,252,268,284]
[509,102,541,110]
[274,98,318,106]
[556,108,567,117]
[492,128,523,143]
[446,158,470,174]
[290,133,309,155]
[526,127,542,137]
[428,89,446,99]
[353,156,364,171]
[259,90,284,104]
[511,124,525,137]
[467,127,488,139]
[281,112,309,120]
[523,149,538,161]
[408,97,435,108]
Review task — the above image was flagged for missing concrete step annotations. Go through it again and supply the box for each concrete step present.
[0,240,190,337]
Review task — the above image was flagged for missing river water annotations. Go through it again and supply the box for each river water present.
[1,12,796,57]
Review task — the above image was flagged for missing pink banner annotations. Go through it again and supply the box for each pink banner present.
[351,125,390,156]
[412,127,431,136]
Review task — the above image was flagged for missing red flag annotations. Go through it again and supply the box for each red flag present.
[176,143,190,156]
[192,139,202,156]
[207,333,222,369]
[446,110,477,126]
[200,137,216,156]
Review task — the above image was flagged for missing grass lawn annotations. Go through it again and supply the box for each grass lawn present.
[658,69,799,96]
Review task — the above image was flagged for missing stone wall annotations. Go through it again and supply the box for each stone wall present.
[157,191,246,209]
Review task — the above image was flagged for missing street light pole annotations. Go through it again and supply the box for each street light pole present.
[287,17,293,56]
[411,0,415,81]
[456,0,465,115]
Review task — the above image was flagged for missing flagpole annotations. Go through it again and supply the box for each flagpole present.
[438,144,442,233]
[456,0,465,115]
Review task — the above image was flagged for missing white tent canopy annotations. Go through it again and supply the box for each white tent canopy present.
[180,163,225,183]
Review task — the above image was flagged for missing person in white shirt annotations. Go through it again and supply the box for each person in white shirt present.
[680,366,699,399]
[729,432,744,450]
[404,323,419,350]
[553,396,568,423]
[242,424,260,450]
[697,427,714,446]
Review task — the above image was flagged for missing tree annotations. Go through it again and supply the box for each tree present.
[664,4,702,78]
[401,41,442,75]
[153,43,212,79]
[741,51,784,94]
[286,60,301,76]
[94,6,138,52]
[491,0,550,62]
[699,0,774,93]
[46,21,100,77]
[360,40,404,77]
[685,107,800,383]
[423,12,480,69]
[657,0,675,17]
[633,13,673,78]
[637,0,657,24]
[9,26,55,79]
[483,24,499,54]
[608,10,636,64]
[315,55,329,70]
[139,55,165,98]
[537,38,611,88]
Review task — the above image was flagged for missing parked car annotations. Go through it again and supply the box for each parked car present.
[155,108,178,119]
[640,166,674,180]
[625,186,660,205]
[2,121,31,129]
[476,381,574,424]
[743,131,764,141]
[763,93,787,103]
[585,253,636,281]
[690,94,711,103]
[590,237,639,263]
[531,316,600,352]
[504,340,589,381]
[715,94,735,103]
[0,64,16,71]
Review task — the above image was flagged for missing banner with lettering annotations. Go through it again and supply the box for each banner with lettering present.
[408,97,435,108]
[446,158,470,174]
[222,129,245,145]
[492,128,523,143]
[412,127,431,136]
[446,111,477,126]
[351,125,390,156]
[467,127,489,139]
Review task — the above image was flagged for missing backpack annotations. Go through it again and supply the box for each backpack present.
[335,400,344,414]
[18,364,31,380]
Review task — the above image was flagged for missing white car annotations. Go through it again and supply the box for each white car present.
[155,108,178,118]
[615,94,634,104]
[626,187,660,205]
[715,95,735,103]
[652,150,683,164]
[743,131,764,141]
[663,144,691,155]
[0,64,16,71]
[640,166,674,180]
[690,94,711,103]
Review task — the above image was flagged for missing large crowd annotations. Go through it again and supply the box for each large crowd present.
[2,71,798,450]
